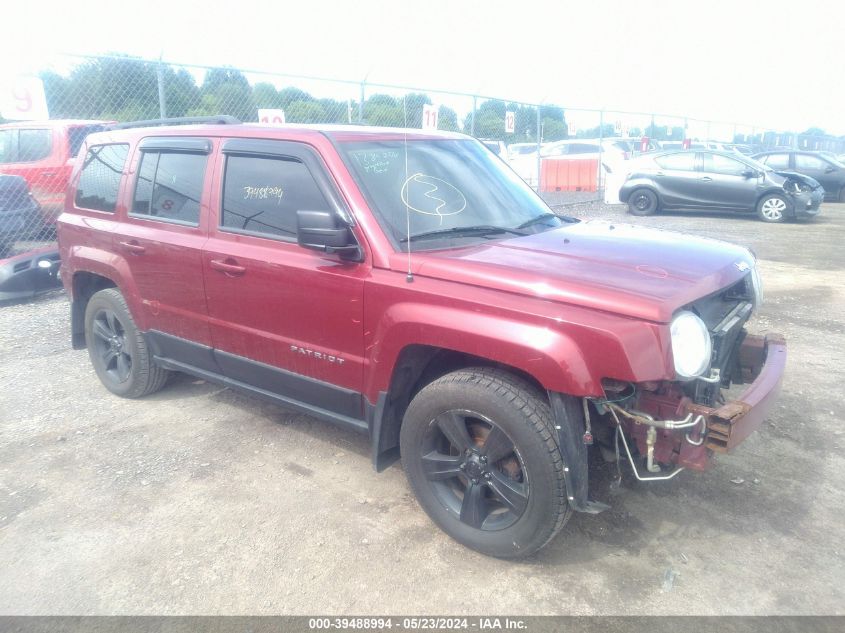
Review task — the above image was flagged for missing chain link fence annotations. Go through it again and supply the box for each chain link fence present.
[1,53,844,260]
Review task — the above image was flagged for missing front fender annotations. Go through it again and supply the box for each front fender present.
[363,302,595,402]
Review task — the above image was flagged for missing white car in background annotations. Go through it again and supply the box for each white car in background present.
[510,138,633,186]
[507,142,538,161]
[479,139,507,159]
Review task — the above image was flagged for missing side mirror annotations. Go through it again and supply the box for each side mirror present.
[741,169,756,178]
[296,209,362,261]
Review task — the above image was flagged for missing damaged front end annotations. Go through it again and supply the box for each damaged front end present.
[587,271,787,481]
[777,170,825,218]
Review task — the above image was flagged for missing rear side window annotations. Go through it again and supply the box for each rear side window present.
[221,155,330,240]
[655,153,696,171]
[795,154,829,171]
[704,153,747,176]
[0,128,53,163]
[74,144,129,212]
[132,151,207,225]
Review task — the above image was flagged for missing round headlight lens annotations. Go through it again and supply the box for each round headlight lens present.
[670,311,712,379]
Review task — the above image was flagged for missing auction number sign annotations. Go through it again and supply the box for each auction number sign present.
[421,104,438,130]
[0,77,50,121]
[505,111,515,134]
[258,109,286,125]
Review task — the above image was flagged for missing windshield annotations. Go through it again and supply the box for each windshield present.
[339,139,564,250]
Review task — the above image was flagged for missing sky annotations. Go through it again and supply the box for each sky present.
[2,0,844,136]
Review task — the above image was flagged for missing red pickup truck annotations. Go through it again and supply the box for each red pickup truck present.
[57,118,786,558]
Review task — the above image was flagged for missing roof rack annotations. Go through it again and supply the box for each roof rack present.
[106,115,241,131]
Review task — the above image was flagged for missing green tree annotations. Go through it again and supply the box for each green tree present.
[41,56,160,121]
[199,67,256,121]
[438,106,459,132]
[363,94,403,126]
[286,101,327,123]
[542,117,567,141]
[163,68,200,117]
[253,82,281,108]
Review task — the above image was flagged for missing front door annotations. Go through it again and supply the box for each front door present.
[699,152,758,211]
[201,139,367,421]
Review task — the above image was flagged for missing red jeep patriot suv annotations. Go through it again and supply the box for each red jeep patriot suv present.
[57,117,786,558]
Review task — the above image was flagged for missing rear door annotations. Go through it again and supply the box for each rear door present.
[699,152,758,210]
[112,136,215,364]
[201,138,367,422]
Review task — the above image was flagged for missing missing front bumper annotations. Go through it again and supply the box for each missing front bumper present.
[690,333,787,452]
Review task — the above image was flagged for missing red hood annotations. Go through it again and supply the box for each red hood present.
[393,221,755,323]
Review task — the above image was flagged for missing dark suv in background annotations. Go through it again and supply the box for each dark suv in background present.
[753,150,845,202]
[620,150,824,222]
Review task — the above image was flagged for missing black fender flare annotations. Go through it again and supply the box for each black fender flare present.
[549,391,610,514]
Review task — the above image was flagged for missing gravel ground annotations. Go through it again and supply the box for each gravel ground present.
[1,204,844,615]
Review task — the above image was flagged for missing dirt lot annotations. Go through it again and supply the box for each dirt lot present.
[1,204,844,615]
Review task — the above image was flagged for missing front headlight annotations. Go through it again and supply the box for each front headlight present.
[670,311,712,379]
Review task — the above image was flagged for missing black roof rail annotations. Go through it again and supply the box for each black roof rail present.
[106,115,241,131]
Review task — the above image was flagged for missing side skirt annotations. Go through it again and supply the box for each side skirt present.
[146,331,369,436]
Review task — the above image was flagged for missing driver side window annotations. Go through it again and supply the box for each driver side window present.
[220,155,330,240]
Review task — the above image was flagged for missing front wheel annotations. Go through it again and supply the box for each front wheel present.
[627,188,659,216]
[757,194,789,222]
[400,368,571,558]
[84,288,169,398]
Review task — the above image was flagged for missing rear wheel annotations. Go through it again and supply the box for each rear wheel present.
[756,194,788,222]
[400,367,571,558]
[84,288,169,398]
[627,188,658,216]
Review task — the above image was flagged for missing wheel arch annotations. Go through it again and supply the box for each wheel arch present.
[70,271,118,349]
[369,343,556,472]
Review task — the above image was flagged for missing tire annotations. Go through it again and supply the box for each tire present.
[84,288,169,398]
[756,193,789,223]
[400,367,571,558]
[627,188,658,216]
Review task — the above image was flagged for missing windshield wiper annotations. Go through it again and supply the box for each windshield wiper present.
[515,212,578,230]
[401,224,527,243]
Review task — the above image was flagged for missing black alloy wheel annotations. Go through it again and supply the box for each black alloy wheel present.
[400,367,571,558]
[90,308,133,384]
[84,288,169,398]
[421,408,529,531]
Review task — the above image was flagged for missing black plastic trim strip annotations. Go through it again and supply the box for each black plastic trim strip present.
[138,137,212,153]
[153,356,368,435]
